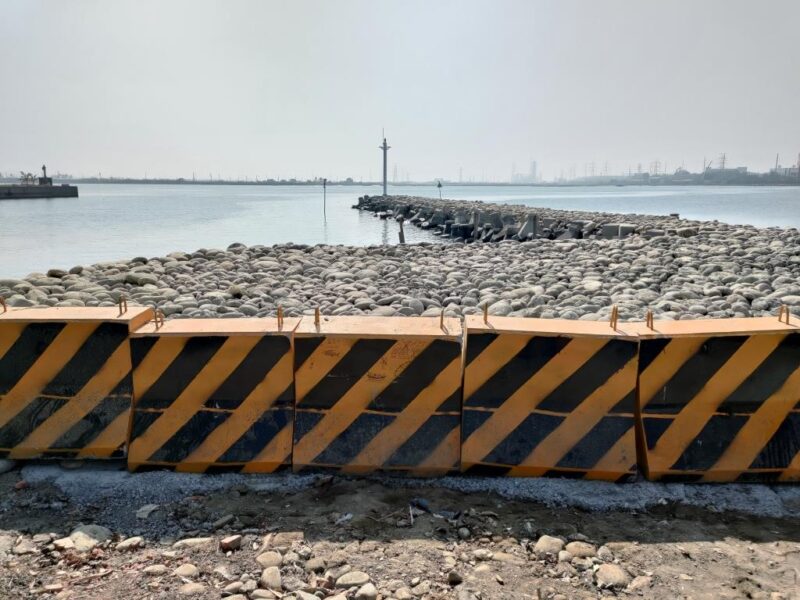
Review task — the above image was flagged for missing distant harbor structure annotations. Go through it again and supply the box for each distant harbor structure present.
[0,165,78,199]
[379,136,390,197]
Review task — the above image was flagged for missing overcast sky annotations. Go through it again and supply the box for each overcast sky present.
[2,0,799,181]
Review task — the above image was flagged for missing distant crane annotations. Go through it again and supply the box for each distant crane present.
[719,153,727,170]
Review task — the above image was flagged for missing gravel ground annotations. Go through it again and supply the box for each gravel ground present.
[2,463,799,600]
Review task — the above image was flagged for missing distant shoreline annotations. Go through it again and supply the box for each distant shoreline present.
[3,178,797,188]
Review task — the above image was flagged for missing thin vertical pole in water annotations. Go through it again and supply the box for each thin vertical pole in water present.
[380,135,390,197]
[323,178,327,222]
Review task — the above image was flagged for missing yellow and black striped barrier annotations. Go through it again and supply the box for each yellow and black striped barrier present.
[0,305,153,459]
[461,314,639,481]
[634,316,800,482]
[292,313,463,476]
[127,316,299,472]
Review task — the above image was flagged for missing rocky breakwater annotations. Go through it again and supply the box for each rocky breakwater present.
[355,194,701,241]
[2,218,800,322]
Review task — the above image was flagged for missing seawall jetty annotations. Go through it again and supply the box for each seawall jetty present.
[355,194,700,241]
[1,199,799,322]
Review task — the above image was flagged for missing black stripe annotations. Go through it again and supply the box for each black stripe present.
[463,464,511,476]
[637,338,670,374]
[128,411,161,442]
[108,372,133,398]
[148,410,229,462]
[749,412,800,469]
[205,336,290,409]
[465,336,570,409]
[436,389,461,413]
[609,391,636,414]
[641,417,673,450]
[130,336,158,370]
[311,413,394,466]
[556,416,634,470]
[642,336,748,414]
[292,410,325,441]
[718,335,800,414]
[272,383,294,408]
[462,409,493,439]
[41,323,128,397]
[0,397,68,448]
[135,337,226,409]
[537,340,636,413]
[294,337,324,369]
[298,338,395,409]
[50,396,130,449]
[0,323,65,394]
[367,339,460,412]
[465,333,498,366]
[217,407,292,463]
[385,414,459,467]
[670,414,749,471]
[483,413,564,465]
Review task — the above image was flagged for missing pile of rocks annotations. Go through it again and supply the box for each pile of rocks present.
[355,195,700,242]
[2,216,800,322]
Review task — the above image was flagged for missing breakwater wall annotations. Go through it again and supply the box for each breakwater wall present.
[355,194,700,241]
[2,306,798,483]
[0,184,78,199]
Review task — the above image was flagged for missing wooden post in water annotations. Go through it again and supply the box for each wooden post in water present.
[398,217,406,244]
[322,178,327,222]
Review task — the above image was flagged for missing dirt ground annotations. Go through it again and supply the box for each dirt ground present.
[1,464,799,600]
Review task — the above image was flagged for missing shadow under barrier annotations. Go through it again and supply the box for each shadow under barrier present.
[461,315,640,481]
[0,306,153,459]
[292,314,464,476]
[127,317,299,472]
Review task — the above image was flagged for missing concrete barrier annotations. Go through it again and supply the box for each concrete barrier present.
[633,317,800,482]
[127,317,298,472]
[0,306,152,459]
[461,315,639,481]
[293,314,463,475]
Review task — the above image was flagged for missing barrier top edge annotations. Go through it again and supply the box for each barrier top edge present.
[0,306,153,329]
[131,317,301,337]
[464,315,634,338]
[627,316,800,338]
[295,315,463,339]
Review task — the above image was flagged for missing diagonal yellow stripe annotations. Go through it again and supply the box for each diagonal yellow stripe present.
[648,334,786,474]
[12,341,131,456]
[239,423,294,473]
[178,352,294,469]
[343,357,462,472]
[131,337,188,402]
[0,322,26,362]
[293,339,430,466]
[639,337,708,407]
[508,357,638,476]
[0,322,98,429]
[584,426,637,480]
[128,336,261,463]
[705,364,800,481]
[411,426,461,476]
[461,337,608,466]
[463,334,533,400]
[779,446,800,482]
[78,410,131,458]
[295,338,357,402]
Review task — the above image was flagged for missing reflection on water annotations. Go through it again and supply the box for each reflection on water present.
[1,183,799,278]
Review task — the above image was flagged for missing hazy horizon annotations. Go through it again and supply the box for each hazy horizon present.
[2,0,799,182]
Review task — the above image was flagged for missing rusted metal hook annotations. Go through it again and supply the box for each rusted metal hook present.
[0,296,6,314]
[118,294,128,316]
[314,306,321,329]
[610,305,619,330]
[277,305,284,330]
[153,309,165,329]
[779,304,791,324]
[645,309,654,330]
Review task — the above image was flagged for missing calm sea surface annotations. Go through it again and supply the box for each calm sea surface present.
[1,183,799,278]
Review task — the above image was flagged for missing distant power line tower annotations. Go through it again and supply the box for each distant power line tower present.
[719,153,727,170]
